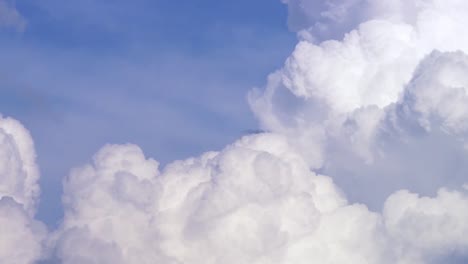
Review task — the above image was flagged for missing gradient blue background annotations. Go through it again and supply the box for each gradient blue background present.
[0,0,296,227]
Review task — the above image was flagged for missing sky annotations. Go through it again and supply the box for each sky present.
[1,0,468,263]
[0,0,296,227]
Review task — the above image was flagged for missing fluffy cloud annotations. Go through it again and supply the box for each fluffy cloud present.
[397,51,468,135]
[384,188,468,263]
[249,0,468,204]
[0,116,46,263]
[263,0,468,118]
[1,0,468,263]
[54,135,347,263]
[0,0,26,32]
[281,0,468,42]
[0,197,46,263]
[0,116,40,213]
[53,133,468,263]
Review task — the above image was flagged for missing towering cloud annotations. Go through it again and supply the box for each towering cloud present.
[0,116,46,263]
[39,0,468,262]
[250,0,468,208]
[1,0,468,263]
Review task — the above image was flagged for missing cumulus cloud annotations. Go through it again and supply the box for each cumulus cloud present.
[249,0,468,206]
[52,135,374,263]
[53,136,346,263]
[0,197,46,263]
[26,0,468,262]
[281,0,462,42]
[0,116,46,263]
[1,0,468,263]
[0,0,26,32]
[0,116,40,213]
[52,134,468,263]
[384,188,468,263]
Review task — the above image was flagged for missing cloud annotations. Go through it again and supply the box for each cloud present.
[51,135,373,263]
[249,0,468,205]
[0,116,40,213]
[53,136,344,263]
[0,197,47,263]
[51,133,467,263]
[1,0,468,263]
[253,0,468,118]
[384,188,468,262]
[0,0,26,32]
[0,116,46,263]
[280,0,450,41]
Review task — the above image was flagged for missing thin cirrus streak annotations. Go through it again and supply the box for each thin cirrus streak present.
[1,0,468,263]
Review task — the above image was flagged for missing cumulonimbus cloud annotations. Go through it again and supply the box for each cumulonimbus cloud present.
[1,0,468,263]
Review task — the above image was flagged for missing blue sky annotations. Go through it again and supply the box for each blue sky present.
[0,0,296,227]
[2,1,468,263]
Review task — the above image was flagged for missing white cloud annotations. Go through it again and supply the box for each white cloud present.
[0,197,46,264]
[398,51,468,135]
[0,116,46,263]
[249,0,468,198]
[53,135,347,263]
[384,188,468,262]
[1,0,468,263]
[0,116,40,213]
[52,134,468,263]
[46,0,468,262]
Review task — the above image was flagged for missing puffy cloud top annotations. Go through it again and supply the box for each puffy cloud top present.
[0,116,46,263]
[55,135,348,263]
[1,0,468,263]
[52,134,468,263]
[0,116,40,213]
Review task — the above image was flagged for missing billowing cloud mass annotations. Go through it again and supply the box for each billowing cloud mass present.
[0,0,26,32]
[51,135,468,263]
[1,0,468,263]
[54,136,348,263]
[250,0,468,207]
[0,116,46,263]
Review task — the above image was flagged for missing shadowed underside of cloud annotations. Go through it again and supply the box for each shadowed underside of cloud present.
[1,0,468,263]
